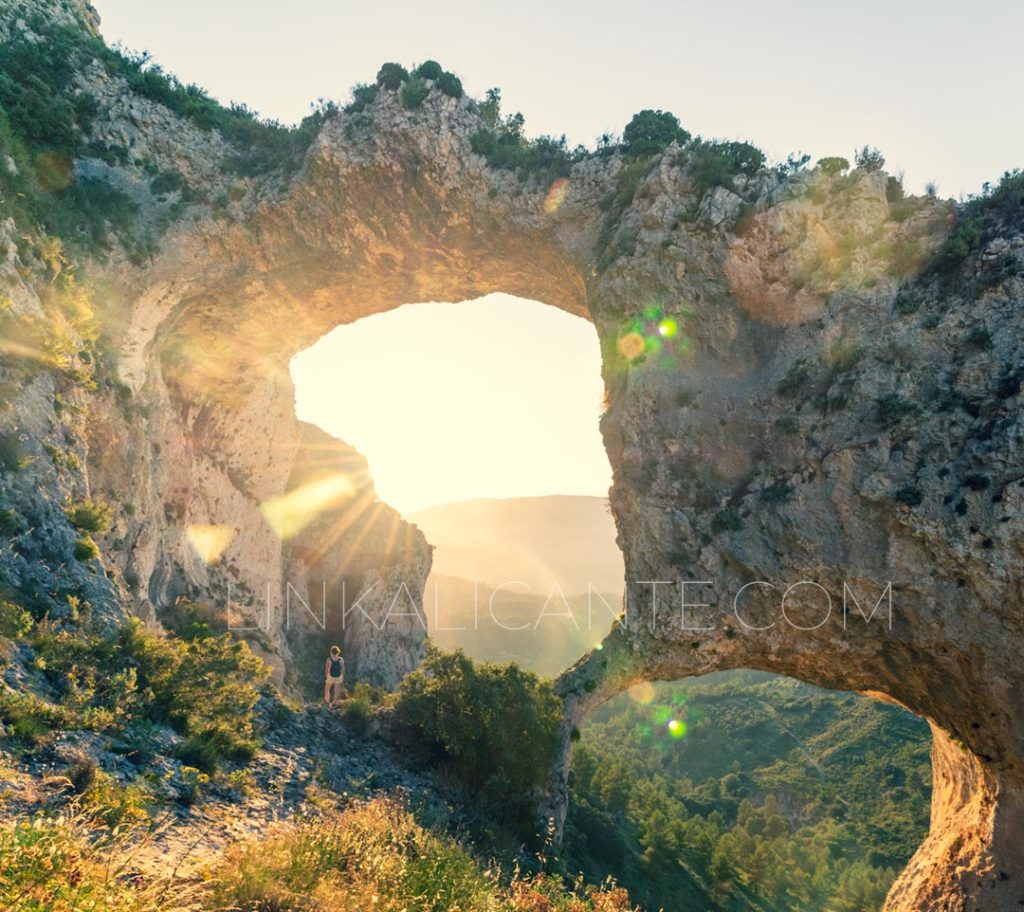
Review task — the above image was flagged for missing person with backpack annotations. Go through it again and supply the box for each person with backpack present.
[324,645,346,706]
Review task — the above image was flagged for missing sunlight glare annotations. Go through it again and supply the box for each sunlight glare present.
[260,472,357,540]
[290,295,612,514]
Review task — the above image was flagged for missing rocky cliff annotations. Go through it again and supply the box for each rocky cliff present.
[0,2,1022,909]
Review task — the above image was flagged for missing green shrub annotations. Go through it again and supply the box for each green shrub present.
[855,145,886,172]
[875,393,917,429]
[761,479,793,503]
[470,128,580,182]
[966,326,993,350]
[80,771,152,827]
[340,693,372,735]
[175,765,209,806]
[178,722,258,773]
[0,18,321,262]
[33,618,267,764]
[65,499,113,534]
[393,648,561,826]
[346,82,378,113]
[963,473,990,491]
[478,87,502,129]
[927,170,1024,278]
[894,486,923,507]
[777,360,811,398]
[0,507,17,535]
[73,535,100,561]
[376,62,409,90]
[149,168,190,197]
[711,508,744,534]
[687,139,766,196]
[468,88,584,181]
[0,433,24,472]
[415,60,444,81]
[817,156,850,175]
[160,597,227,640]
[894,287,921,314]
[622,109,690,158]
[0,599,32,639]
[63,754,98,794]
[0,692,68,744]
[0,29,93,156]
[436,72,464,99]
[399,75,428,110]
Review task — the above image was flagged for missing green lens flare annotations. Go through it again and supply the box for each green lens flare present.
[667,718,687,739]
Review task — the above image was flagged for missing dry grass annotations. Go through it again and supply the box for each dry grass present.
[0,795,636,912]
[0,809,201,912]
[209,796,636,912]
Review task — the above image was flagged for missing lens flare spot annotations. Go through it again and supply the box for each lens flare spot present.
[260,472,356,541]
[667,718,687,739]
[0,337,48,363]
[658,318,678,338]
[617,332,646,361]
[186,524,235,565]
[34,151,73,191]
[542,178,569,213]
[628,682,656,705]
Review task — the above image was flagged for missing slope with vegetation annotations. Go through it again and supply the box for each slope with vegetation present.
[566,672,931,912]
[2,2,1021,909]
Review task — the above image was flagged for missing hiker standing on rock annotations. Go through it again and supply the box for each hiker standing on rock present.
[324,645,346,707]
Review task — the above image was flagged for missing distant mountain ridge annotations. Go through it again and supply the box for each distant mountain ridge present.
[408,495,625,597]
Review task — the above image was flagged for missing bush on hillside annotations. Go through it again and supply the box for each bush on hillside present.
[0,433,25,472]
[33,617,266,769]
[72,535,100,561]
[65,499,113,534]
[687,138,766,196]
[346,82,378,113]
[415,60,444,81]
[393,648,561,827]
[927,169,1024,278]
[622,109,690,158]
[817,156,850,175]
[0,599,32,639]
[400,75,428,109]
[437,71,464,99]
[854,145,886,172]
[376,62,409,90]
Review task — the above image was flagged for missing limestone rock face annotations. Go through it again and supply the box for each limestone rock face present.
[1,2,1023,907]
[283,423,430,690]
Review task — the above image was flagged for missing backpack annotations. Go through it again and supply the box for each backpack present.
[330,656,343,677]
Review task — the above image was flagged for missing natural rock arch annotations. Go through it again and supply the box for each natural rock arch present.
[37,41,1023,911]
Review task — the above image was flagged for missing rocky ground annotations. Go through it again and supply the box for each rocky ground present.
[0,700,441,885]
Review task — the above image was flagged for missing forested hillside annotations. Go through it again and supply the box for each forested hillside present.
[566,672,931,912]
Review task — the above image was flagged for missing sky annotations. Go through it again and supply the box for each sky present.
[92,1,1023,512]
[290,297,610,513]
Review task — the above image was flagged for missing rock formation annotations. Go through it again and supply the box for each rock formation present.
[0,2,1022,908]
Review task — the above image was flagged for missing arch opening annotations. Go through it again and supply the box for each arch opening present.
[285,293,619,685]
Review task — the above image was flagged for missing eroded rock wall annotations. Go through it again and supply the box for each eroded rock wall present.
[1,2,1022,907]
